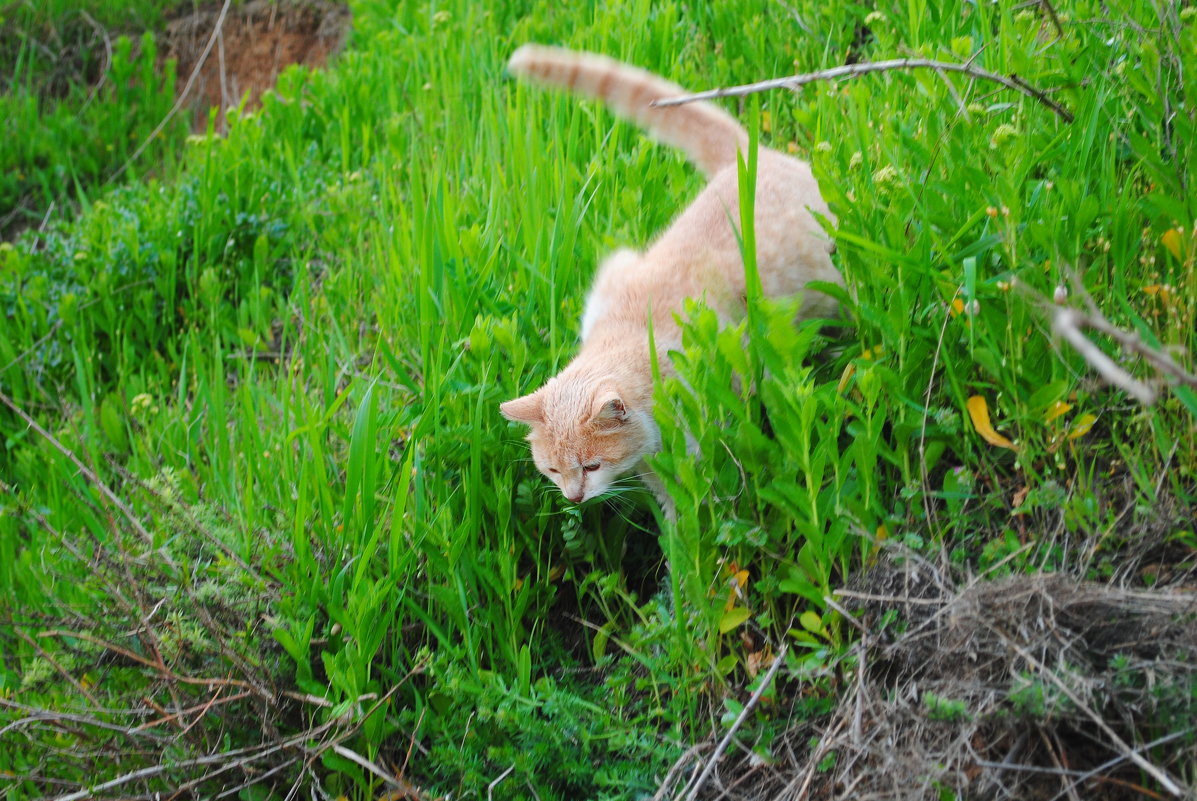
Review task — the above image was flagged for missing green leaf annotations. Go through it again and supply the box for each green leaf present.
[719,606,751,633]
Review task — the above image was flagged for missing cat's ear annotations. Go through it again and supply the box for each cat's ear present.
[500,392,544,424]
[591,393,627,429]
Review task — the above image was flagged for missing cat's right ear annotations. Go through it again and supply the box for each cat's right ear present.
[500,392,544,424]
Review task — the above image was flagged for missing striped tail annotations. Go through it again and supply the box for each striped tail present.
[508,44,748,177]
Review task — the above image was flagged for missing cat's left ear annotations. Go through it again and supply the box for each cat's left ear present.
[591,393,627,428]
[500,391,544,424]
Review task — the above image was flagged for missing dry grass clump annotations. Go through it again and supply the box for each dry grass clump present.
[658,551,1197,801]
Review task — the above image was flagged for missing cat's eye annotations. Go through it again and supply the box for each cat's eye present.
[583,462,600,473]
[547,468,559,474]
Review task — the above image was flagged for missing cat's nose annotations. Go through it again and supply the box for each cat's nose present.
[566,490,584,503]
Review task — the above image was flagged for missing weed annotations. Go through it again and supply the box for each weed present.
[1,0,1194,797]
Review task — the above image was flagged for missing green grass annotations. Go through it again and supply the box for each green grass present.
[0,0,184,236]
[2,0,1195,798]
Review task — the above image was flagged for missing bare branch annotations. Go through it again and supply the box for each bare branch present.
[1031,274,1197,406]
[1039,0,1066,39]
[1069,304,1197,388]
[997,636,1187,797]
[107,0,233,183]
[652,57,1074,123]
[330,744,424,795]
[1051,308,1157,404]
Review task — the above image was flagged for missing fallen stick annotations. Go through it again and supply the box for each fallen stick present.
[677,645,788,801]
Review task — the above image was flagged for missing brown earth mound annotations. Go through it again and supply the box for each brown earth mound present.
[160,0,350,131]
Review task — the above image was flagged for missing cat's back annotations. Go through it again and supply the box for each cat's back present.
[643,148,841,315]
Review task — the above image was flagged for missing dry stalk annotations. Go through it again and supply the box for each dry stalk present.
[0,388,173,567]
[652,57,1074,123]
[995,635,1188,797]
[331,743,423,795]
[107,0,233,182]
[0,697,161,742]
[1051,307,1157,403]
[651,743,713,801]
[1068,271,1197,385]
[47,718,336,801]
[1034,274,1197,405]
[676,645,788,801]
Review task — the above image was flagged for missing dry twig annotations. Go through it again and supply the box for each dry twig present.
[0,388,174,568]
[652,57,1074,123]
[676,646,788,801]
[107,0,233,182]
[1051,307,1157,403]
[1035,274,1197,405]
[996,636,1187,797]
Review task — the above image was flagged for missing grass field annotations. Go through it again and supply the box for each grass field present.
[2,0,1195,798]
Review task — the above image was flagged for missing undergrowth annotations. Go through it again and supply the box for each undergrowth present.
[1,0,1195,798]
[0,0,183,236]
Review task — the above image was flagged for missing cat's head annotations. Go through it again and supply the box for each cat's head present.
[500,375,657,503]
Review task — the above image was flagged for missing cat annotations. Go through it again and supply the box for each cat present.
[500,45,842,511]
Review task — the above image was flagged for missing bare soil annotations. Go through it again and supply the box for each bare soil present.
[160,0,350,131]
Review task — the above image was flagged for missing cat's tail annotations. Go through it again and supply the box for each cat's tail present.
[508,44,748,177]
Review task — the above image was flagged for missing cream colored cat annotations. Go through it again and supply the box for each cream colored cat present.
[500,45,842,508]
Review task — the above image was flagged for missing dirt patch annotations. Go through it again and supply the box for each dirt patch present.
[160,0,350,131]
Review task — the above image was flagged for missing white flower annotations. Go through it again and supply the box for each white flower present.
[872,164,899,185]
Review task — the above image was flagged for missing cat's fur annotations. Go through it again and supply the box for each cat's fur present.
[500,45,842,507]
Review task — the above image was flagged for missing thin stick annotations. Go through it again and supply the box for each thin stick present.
[49,719,338,801]
[1000,637,1187,797]
[1069,302,1197,388]
[77,11,114,114]
[822,597,869,636]
[330,744,413,793]
[107,0,233,183]
[677,646,788,801]
[784,704,850,800]
[14,628,102,709]
[1051,308,1157,404]
[0,388,175,568]
[1049,730,1194,801]
[652,57,1074,123]
[488,764,517,801]
[1023,273,1196,405]
[0,697,164,742]
[1040,0,1066,38]
[833,589,943,606]
[918,289,959,541]
[650,743,713,801]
